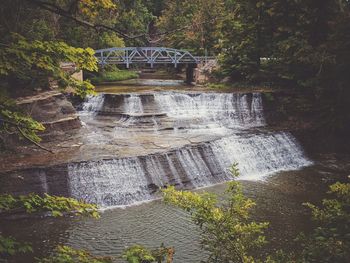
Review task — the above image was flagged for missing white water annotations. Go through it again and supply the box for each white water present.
[68,158,153,206]
[211,132,313,181]
[154,92,265,129]
[82,94,105,113]
[124,95,144,114]
[70,92,313,207]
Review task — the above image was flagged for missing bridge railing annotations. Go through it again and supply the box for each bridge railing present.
[94,47,216,68]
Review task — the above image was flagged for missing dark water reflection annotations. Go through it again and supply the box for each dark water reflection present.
[1,157,348,263]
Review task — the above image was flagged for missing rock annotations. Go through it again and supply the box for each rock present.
[16,91,81,134]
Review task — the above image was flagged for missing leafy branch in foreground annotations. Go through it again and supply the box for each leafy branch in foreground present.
[0,33,97,96]
[0,97,49,151]
[122,244,174,263]
[293,182,350,263]
[0,33,98,150]
[162,169,350,263]
[0,193,99,218]
[0,193,100,261]
[162,180,268,263]
[37,245,112,263]
[0,235,32,257]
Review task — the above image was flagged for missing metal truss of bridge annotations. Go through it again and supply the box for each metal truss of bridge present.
[94,47,214,68]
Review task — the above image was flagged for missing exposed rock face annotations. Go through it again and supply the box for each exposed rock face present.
[16,91,81,135]
[0,166,70,197]
[0,91,83,174]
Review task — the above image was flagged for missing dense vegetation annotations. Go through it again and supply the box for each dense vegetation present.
[0,193,100,261]
[1,0,349,148]
[1,0,349,147]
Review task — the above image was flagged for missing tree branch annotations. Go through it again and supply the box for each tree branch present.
[24,0,145,39]
[16,125,54,153]
[24,0,223,44]
[1,118,54,153]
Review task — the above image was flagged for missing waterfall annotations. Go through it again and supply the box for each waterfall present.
[68,131,312,207]
[124,95,144,114]
[154,92,265,129]
[70,92,313,207]
[210,132,313,181]
[68,158,152,206]
[82,94,105,113]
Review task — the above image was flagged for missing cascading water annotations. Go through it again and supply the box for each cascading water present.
[69,92,313,207]
[68,158,152,206]
[82,94,105,113]
[154,92,265,129]
[210,132,313,181]
[124,95,144,114]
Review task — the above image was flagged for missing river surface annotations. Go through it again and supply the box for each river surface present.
[1,157,348,263]
[1,80,349,262]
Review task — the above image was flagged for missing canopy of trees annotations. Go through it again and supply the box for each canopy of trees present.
[1,0,349,148]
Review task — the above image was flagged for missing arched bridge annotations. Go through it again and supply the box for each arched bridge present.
[94,47,214,68]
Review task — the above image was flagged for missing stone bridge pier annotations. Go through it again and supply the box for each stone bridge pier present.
[193,59,218,84]
[185,63,197,84]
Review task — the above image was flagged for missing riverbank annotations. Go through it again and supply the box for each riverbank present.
[89,70,139,85]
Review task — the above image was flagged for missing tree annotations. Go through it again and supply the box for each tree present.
[156,0,224,54]
[122,244,174,263]
[38,246,113,263]
[162,166,269,263]
[0,193,100,262]
[0,0,116,149]
[163,172,350,263]
[293,182,350,263]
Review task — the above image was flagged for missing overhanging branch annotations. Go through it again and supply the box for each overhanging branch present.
[24,0,145,39]
[24,0,224,43]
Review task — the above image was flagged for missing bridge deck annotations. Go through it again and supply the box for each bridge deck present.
[95,47,214,68]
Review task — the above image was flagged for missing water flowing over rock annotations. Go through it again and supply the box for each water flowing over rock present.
[82,94,105,113]
[154,92,265,128]
[64,92,313,207]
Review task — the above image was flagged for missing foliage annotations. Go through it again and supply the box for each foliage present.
[0,235,32,257]
[122,245,156,263]
[37,245,113,263]
[0,33,97,95]
[122,244,174,263]
[116,0,155,46]
[157,0,224,54]
[78,0,117,18]
[294,182,350,263]
[0,0,107,148]
[0,97,46,143]
[0,193,100,218]
[0,193,101,261]
[162,164,269,263]
[0,33,98,147]
[214,0,350,134]
[90,70,139,84]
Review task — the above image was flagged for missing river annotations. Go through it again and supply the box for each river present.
[1,79,349,262]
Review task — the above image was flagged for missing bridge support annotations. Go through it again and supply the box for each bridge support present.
[185,64,197,84]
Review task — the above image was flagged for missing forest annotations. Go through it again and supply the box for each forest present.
[0,1,350,263]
